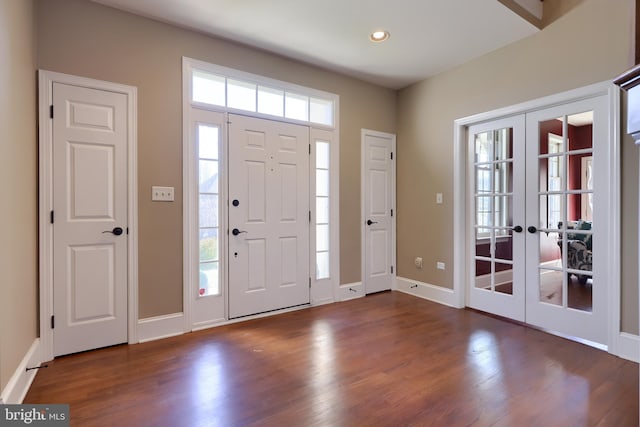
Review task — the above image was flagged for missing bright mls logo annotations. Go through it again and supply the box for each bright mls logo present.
[0,405,69,426]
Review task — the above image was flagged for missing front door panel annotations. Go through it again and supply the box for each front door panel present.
[228,114,310,318]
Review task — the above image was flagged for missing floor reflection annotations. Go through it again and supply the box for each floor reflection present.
[310,320,341,424]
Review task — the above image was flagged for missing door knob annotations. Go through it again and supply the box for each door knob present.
[102,227,124,236]
[232,228,247,236]
[232,199,240,207]
[527,226,538,234]
[512,225,523,233]
[367,219,378,226]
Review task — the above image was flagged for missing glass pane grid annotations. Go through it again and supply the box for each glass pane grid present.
[191,69,334,127]
[316,141,331,280]
[198,124,221,297]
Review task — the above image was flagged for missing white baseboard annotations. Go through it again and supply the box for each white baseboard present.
[311,296,335,306]
[337,282,364,301]
[396,277,460,308]
[1,339,41,404]
[137,313,185,343]
[616,332,639,362]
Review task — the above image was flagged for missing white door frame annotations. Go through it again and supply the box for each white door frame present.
[38,70,138,361]
[361,129,397,295]
[453,81,620,353]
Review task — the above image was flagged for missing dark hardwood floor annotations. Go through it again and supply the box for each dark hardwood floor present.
[25,292,637,426]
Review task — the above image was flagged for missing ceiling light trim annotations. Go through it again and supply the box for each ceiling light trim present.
[369,30,390,43]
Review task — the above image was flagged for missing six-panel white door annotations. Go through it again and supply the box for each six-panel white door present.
[228,114,310,318]
[363,131,394,294]
[52,82,128,356]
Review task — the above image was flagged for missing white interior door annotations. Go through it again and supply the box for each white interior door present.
[525,96,609,344]
[467,116,526,321]
[363,130,395,294]
[52,82,128,356]
[228,114,310,318]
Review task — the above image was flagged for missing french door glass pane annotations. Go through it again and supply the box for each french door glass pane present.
[494,262,513,295]
[539,269,562,306]
[475,259,492,290]
[537,112,593,312]
[473,126,515,295]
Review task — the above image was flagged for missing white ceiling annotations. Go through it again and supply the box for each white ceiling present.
[91,0,539,89]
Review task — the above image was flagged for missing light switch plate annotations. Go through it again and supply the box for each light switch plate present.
[152,186,174,202]
[437,261,445,270]
[436,193,443,204]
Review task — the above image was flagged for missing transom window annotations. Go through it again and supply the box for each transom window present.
[192,68,335,127]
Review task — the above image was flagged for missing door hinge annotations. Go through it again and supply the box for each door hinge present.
[309,210,311,223]
[50,105,54,119]
[391,209,393,217]
[390,152,393,160]
[50,210,54,224]
[127,227,129,235]
[309,277,311,288]
[51,315,55,329]
[309,144,311,155]
[391,266,394,274]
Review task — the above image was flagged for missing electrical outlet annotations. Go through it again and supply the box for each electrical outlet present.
[436,192,443,204]
[152,186,174,202]
[437,261,445,270]
[414,257,423,269]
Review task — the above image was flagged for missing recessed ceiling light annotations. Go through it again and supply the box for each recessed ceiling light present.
[370,30,390,43]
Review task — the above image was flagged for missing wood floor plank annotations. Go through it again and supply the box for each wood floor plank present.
[25,292,638,426]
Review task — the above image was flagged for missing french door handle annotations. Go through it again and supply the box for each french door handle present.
[232,228,247,236]
[527,226,538,234]
[102,227,123,236]
[366,219,378,226]
[512,225,523,233]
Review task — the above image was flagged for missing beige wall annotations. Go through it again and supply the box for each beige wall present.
[0,0,38,392]
[36,0,396,318]
[397,0,638,333]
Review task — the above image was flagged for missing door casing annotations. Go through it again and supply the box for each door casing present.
[38,70,138,361]
[453,81,620,353]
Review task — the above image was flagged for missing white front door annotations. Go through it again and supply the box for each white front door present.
[467,116,526,321]
[362,130,395,294]
[52,82,128,356]
[228,114,310,318]
[524,96,609,344]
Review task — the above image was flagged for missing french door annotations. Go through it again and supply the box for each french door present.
[467,116,526,321]
[468,94,610,345]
